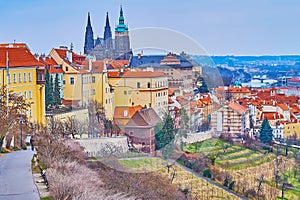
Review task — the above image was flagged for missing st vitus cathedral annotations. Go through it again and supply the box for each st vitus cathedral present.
[83,6,132,60]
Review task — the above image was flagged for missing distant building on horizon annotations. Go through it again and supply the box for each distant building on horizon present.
[84,6,132,60]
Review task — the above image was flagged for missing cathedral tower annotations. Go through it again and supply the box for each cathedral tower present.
[115,5,131,59]
[84,13,94,54]
[103,12,114,59]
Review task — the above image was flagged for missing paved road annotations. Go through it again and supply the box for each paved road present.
[0,150,40,200]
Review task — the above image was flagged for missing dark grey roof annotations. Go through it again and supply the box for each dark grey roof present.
[129,54,194,68]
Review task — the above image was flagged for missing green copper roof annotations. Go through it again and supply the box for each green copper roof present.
[115,5,128,33]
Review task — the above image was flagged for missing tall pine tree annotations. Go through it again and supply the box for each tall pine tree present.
[54,73,61,106]
[155,114,175,158]
[259,118,273,144]
[45,69,54,108]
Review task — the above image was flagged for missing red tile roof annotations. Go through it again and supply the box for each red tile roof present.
[261,112,284,120]
[122,71,166,78]
[114,105,143,119]
[81,60,104,73]
[109,60,129,69]
[228,102,248,115]
[54,48,86,64]
[39,57,64,74]
[0,46,43,67]
[277,103,289,111]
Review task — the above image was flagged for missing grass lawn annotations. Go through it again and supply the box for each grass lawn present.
[282,170,300,199]
[119,157,167,172]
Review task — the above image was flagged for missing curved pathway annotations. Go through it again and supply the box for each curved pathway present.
[0,150,39,200]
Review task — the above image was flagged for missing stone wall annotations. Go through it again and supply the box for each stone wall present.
[77,137,129,158]
[51,109,88,122]
[181,130,213,144]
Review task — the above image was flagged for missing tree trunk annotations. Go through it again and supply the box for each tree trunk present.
[0,138,3,153]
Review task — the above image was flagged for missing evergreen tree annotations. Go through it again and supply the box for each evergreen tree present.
[54,73,61,106]
[155,114,175,158]
[259,118,273,144]
[45,69,54,107]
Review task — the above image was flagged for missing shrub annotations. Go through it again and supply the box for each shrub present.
[228,181,235,190]
[203,168,211,178]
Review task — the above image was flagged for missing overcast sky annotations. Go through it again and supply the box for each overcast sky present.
[0,0,299,55]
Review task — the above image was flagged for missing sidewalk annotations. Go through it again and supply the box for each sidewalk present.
[0,149,40,200]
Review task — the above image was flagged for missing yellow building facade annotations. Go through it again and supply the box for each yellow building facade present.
[109,71,168,117]
[49,48,113,120]
[0,43,45,124]
[283,123,300,139]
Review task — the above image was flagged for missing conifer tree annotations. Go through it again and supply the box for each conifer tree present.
[45,69,54,107]
[54,73,61,106]
[259,118,273,144]
[155,114,175,158]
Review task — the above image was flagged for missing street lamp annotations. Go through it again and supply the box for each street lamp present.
[20,115,23,149]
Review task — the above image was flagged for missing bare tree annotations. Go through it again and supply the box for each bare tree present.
[0,86,31,150]
[87,100,105,138]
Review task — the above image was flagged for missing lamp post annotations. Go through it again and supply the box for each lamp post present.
[20,115,23,149]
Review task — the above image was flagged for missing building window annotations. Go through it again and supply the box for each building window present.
[70,77,74,85]
[28,73,32,82]
[90,89,95,95]
[137,82,140,88]
[124,91,127,95]
[18,73,22,83]
[63,80,66,85]
[24,91,27,99]
[30,109,32,117]
[13,73,16,83]
[29,90,32,99]
[7,74,10,84]
[147,82,151,88]
[129,131,133,136]
[92,76,95,83]
[23,73,26,82]
[66,67,69,71]
[19,92,22,96]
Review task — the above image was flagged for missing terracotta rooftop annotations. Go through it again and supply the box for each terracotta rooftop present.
[261,112,284,121]
[0,46,43,67]
[277,103,289,111]
[81,60,104,73]
[39,57,64,74]
[54,48,85,64]
[228,102,248,115]
[122,71,166,78]
[114,105,143,119]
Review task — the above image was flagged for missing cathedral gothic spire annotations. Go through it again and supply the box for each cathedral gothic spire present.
[84,12,94,54]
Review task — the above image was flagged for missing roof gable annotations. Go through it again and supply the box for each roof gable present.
[126,108,162,127]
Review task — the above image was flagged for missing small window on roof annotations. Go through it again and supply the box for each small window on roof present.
[124,110,128,117]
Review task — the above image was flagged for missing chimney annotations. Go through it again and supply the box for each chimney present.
[66,50,72,62]
[88,57,92,72]
[103,59,108,72]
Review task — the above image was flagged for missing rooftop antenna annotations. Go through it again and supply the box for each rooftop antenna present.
[13,39,16,44]
[70,43,74,52]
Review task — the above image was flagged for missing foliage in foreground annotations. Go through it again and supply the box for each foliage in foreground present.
[89,160,187,200]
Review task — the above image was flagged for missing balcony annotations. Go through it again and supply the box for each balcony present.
[37,67,45,85]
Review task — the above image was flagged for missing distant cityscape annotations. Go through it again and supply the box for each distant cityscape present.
[1,4,300,200]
